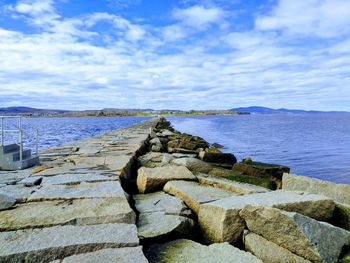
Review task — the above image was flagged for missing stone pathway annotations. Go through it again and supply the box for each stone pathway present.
[0,118,159,262]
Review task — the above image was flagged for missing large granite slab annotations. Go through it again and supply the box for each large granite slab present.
[146,239,262,263]
[244,232,311,263]
[164,180,234,214]
[137,212,195,241]
[40,173,119,185]
[0,224,139,262]
[283,173,350,205]
[134,191,191,216]
[198,190,335,243]
[28,181,126,202]
[53,247,148,263]
[197,174,269,194]
[137,165,196,193]
[0,198,135,231]
[241,205,350,263]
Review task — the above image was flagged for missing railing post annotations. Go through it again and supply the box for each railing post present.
[36,129,39,157]
[19,129,23,162]
[0,117,3,146]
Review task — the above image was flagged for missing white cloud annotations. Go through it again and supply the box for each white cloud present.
[256,0,350,38]
[172,5,225,29]
[7,0,60,26]
[0,0,349,111]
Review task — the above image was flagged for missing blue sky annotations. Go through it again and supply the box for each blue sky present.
[0,0,350,110]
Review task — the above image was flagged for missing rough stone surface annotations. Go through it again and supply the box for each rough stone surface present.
[146,239,262,263]
[208,167,235,177]
[0,198,135,231]
[55,247,148,263]
[168,148,198,154]
[0,169,31,184]
[137,165,196,193]
[138,152,164,168]
[171,153,197,158]
[244,232,311,263]
[0,193,16,211]
[150,138,161,145]
[171,157,212,173]
[240,205,350,263]
[28,181,126,202]
[234,162,290,179]
[18,176,43,186]
[137,212,195,241]
[199,151,237,165]
[197,174,269,194]
[134,191,191,216]
[163,180,234,214]
[198,190,335,243]
[0,224,139,262]
[40,173,119,185]
[283,173,350,205]
[0,185,38,203]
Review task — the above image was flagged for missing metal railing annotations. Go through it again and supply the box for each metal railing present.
[0,116,39,162]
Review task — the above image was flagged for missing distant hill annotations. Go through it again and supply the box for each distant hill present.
[0,107,69,115]
[231,106,349,114]
[0,107,245,117]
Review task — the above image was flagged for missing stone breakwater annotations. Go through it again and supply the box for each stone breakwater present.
[0,117,349,263]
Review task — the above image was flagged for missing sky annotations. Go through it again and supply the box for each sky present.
[0,0,350,111]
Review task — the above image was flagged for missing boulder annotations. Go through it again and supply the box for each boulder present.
[151,144,162,152]
[161,129,175,137]
[0,193,16,211]
[199,151,237,166]
[134,191,191,216]
[150,138,161,145]
[197,174,269,194]
[137,212,195,241]
[146,239,262,263]
[198,190,335,243]
[242,157,253,164]
[56,247,148,263]
[206,147,222,154]
[0,198,135,231]
[138,152,164,168]
[171,157,212,173]
[137,166,196,194]
[244,232,311,263]
[0,224,139,262]
[283,173,350,205]
[163,180,234,214]
[212,143,224,149]
[28,181,126,202]
[167,134,209,151]
[240,205,350,263]
[233,162,290,179]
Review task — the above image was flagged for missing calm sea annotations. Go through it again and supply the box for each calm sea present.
[168,114,350,184]
[1,114,349,184]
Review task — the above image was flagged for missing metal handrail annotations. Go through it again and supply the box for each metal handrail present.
[0,116,39,162]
